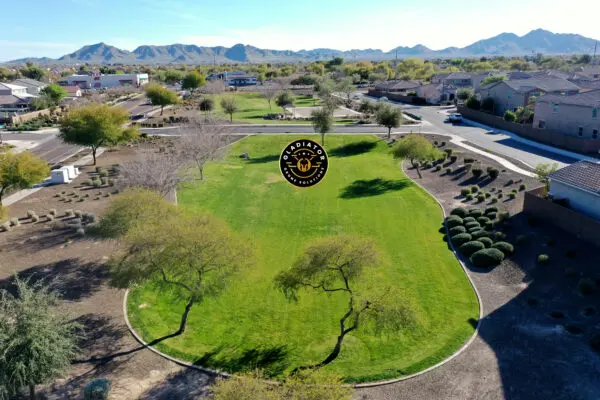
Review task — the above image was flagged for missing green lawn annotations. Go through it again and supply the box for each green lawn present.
[212,92,356,125]
[127,135,478,382]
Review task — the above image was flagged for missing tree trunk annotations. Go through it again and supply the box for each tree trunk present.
[92,147,97,165]
[416,165,422,179]
[315,334,345,368]
[388,126,392,139]
[199,168,204,180]
[321,132,325,146]
[230,113,233,123]
[175,297,195,336]
[29,383,35,400]
[160,105,164,116]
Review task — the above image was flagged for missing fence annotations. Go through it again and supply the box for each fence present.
[457,106,600,154]
[523,187,600,248]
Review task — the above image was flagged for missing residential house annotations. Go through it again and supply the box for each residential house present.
[63,72,149,89]
[10,78,46,96]
[548,161,600,221]
[0,83,34,114]
[575,67,600,80]
[431,72,493,100]
[416,83,443,104]
[63,86,82,100]
[374,80,422,94]
[206,71,257,86]
[479,77,580,116]
[533,89,600,140]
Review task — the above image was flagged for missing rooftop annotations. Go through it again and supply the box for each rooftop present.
[11,78,46,88]
[495,77,580,93]
[0,82,28,91]
[550,161,600,195]
[536,89,600,106]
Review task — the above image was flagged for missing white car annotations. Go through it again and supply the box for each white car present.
[448,113,463,123]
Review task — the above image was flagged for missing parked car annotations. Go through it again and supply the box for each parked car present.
[378,96,389,102]
[448,113,463,123]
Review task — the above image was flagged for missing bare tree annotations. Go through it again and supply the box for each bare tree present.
[261,84,278,111]
[202,80,226,95]
[177,120,232,180]
[119,150,189,198]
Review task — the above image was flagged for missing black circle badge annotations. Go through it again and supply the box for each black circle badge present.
[279,139,328,188]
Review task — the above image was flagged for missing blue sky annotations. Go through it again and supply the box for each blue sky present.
[1,0,598,61]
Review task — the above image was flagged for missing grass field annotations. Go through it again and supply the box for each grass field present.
[127,135,478,382]
[212,92,356,125]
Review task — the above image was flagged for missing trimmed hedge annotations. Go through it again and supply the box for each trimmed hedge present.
[472,230,491,239]
[468,209,483,218]
[470,248,505,268]
[459,241,485,256]
[446,215,464,228]
[478,237,494,248]
[477,216,491,225]
[449,226,467,236]
[465,221,480,230]
[451,233,473,247]
[492,241,514,256]
[485,206,499,214]
[537,254,550,264]
[463,216,477,224]
[451,207,468,218]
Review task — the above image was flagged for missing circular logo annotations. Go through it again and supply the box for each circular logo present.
[279,139,328,188]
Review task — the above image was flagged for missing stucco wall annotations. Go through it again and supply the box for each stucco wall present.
[549,180,600,220]
[534,102,600,139]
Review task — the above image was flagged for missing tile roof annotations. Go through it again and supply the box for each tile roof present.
[446,72,472,80]
[0,95,31,106]
[536,89,600,106]
[550,161,600,195]
[501,77,580,93]
[375,80,422,91]
[11,78,46,88]
[0,83,28,91]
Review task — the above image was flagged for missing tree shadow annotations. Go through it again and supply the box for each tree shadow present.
[73,313,128,358]
[0,259,109,301]
[339,178,410,199]
[246,154,280,164]
[329,141,377,157]
[138,369,215,400]
[193,345,289,377]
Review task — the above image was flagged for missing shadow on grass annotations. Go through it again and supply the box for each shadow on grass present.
[246,154,280,164]
[340,178,410,199]
[194,345,289,377]
[329,141,377,157]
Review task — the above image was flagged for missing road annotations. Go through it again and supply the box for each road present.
[2,130,82,165]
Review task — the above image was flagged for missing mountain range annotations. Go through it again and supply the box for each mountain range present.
[5,29,599,65]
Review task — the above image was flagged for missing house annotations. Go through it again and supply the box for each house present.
[479,77,581,115]
[548,161,600,221]
[62,72,149,89]
[63,86,82,100]
[0,83,31,97]
[575,67,600,80]
[374,80,422,94]
[0,83,34,113]
[533,89,600,140]
[10,78,46,96]
[416,83,443,104]
[207,71,257,86]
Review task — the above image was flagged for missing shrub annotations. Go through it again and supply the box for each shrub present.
[487,167,500,179]
[464,221,480,229]
[498,211,510,221]
[31,214,40,223]
[472,230,491,239]
[434,165,442,172]
[537,254,550,264]
[83,213,97,224]
[477,194,485,202]
[478,237,493,248]
[46,214,55,222]
[446,168,452,175]
[1,221,11,232]
[74,210,83,218]
[493,231,506,241]
[485,206,499,214]
[516,234,531,245]
[451,207,468,218]
[92,179,102,188]
[85,179,94,186]
[470,248,505,268]
[503,110,517,122]
[9,217,20,227]
[463,157,475,164]
[484,221,495,230]
[484,193,491,199]
[472,168,483,178]
[519,184,527,191]
[463,217,476,223]
[459,240,485,256]
[508,192,517,199]
[451,233,473,247]
[466,194,474,201]
[99,170,109,178]
[27,210,36,218]
[101,178,108,186]
[450,155,458,163]
[83,379,112,400]
[492,241,514,256]
[49,209,57,216]
[446,215,464,228]
[468,209,483,218]
[65,209,74,217]
[449,226,467,236]
[75,227,86,237]
[460,188,471,197]
[470,186,479,193]
[444,148,453,157]
[477,216,491,225]
[486,212,497,220]
[578,278,595,295]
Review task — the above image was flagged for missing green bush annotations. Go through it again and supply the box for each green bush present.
[486,212,497,220]
[470,248,505,268]
[477,216,491,225]
[498,211,510,221]
[484,221,495,230]
[463,217,477,224]
[487,167,500,179]
[434,165,442,171]
[485,206,498,214]
[459,240,485,256]
[484,192,491,198]
[468,208,483,218]
[449,226,467,236]
[504,110,517,122]
[493,231,507,241]
[446,215,464,228]
[451,207,468,218]
[49,209,57,216]
[472,168,483,178]
[508,192,517,199]
[492,241,514,256]
[463,157,475,164]
[477,194,485,202]
[27,210,36,218]
[466,194,474,201]
[83,379,112,400]
[451,233,473,247]
[99,170,109,178]
[446,168,453,175]
[537,254,550,264]
[472,230,491,240]
[516,234,531,245]
[460,188,471,197]
[444,148,453,157]
[519,184,527,191]
[450,155,458,162]
[478,237,493,248]
[465,221,480,230]
[578,278,595,295]
[470,186,479,193]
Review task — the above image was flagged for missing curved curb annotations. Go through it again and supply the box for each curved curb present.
[120,158,484,389]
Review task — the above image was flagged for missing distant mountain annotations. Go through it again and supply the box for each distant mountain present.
[4,29,599,65]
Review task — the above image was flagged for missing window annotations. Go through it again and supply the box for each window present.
[538,120,546,129]
[553,104,559,113]
[593,108,598,119]
[578,127,583,137]
[593,129,598,139]
[508,91,512,99]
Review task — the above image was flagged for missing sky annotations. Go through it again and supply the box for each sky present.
[1,0,599,62]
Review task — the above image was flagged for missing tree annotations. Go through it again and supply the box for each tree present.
[262,85,278,111]
[0,277,82,400]
[456,88,473,102]
[182,71,206,93]
[0,151,49,205]
[503,110,516,122]
[110,209,251,336]
[481,97,495,113]
[164,69,184,85]
[311,107,334,146]
[534,163,558,192]
[515,106,534,124]
[144,83,181,115]
[257,73,266,85]
[59,103,135,165]
[358,99,374,115]
[336,77,355,105]
[220,97,239,122]
[212,370,352,400]
[40,84,67,104]
[275,236,412,370]
[119,151,188,198]
[391,134,443,178]
[198,97,215,120]
[466,96,481,110]
[376,104,403,139]
[275,91,295,114]
[20,63,45,81]
[178,121,229,180]
[480,75,506,87]
[29,97,51,111]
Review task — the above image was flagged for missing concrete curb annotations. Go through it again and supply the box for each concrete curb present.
[120,152,484,389]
